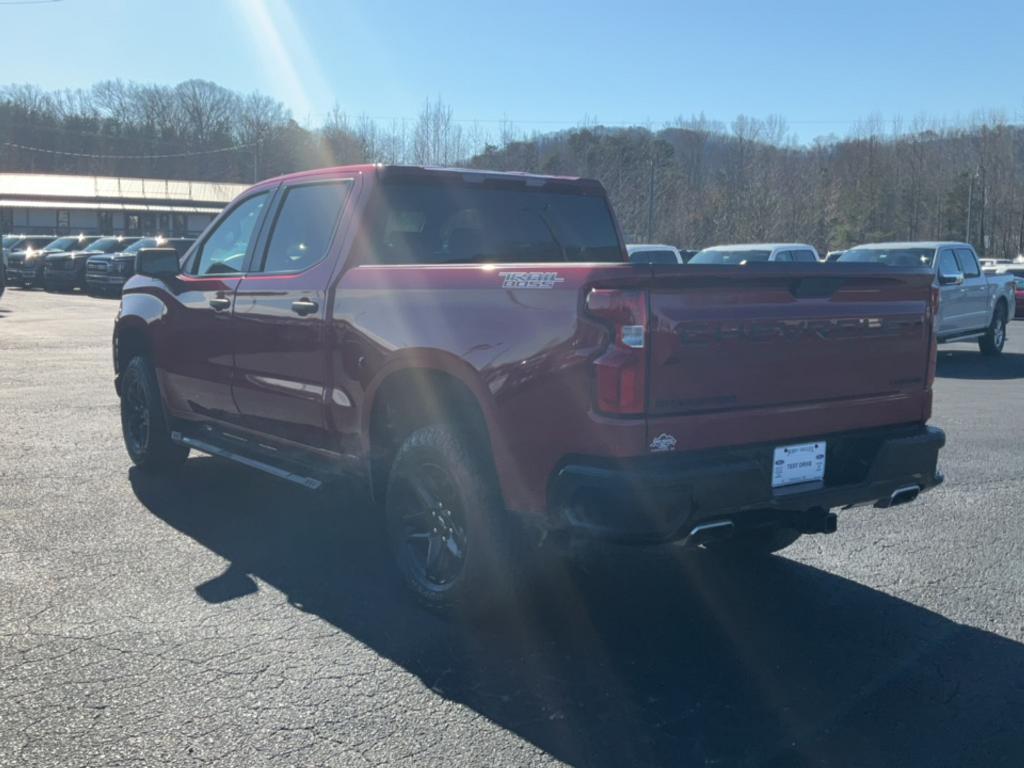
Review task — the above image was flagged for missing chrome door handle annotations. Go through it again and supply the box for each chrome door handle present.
[291,298,319,316]
[209,297,231,311]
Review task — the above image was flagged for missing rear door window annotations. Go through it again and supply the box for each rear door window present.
[256,181,352,274]
[773,250,793,262]
[792,249,817,262]
[954,248,980,277]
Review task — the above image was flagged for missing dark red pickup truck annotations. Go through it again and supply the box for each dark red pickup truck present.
[114,164,945,609]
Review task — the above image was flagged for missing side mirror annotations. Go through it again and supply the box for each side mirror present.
[938,270,964,286]
[135,248,181,280]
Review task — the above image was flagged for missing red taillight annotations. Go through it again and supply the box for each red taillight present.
[587,288,648,415]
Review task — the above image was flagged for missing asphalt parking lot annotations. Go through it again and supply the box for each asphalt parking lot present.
[2,288,1023,768]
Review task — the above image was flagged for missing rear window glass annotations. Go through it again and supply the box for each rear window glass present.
[359,180,623,265]
[837,248,935,267]
[629,249,678,264]
[690,249,772,264]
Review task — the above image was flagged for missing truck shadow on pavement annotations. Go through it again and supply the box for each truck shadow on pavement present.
[936,350,1024,380]
[131,460,1024,768]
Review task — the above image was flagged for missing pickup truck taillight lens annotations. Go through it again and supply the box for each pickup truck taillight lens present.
[586,288,648,415]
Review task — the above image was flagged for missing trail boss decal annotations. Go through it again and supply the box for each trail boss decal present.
[499,271,565,289]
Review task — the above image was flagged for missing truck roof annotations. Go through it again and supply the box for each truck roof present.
[851,241,972,250]
[701,243,816,251]
[251,164,601,192]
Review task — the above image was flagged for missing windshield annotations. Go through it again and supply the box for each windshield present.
[122,237,160,254]
[362,180,623,264]
[838,247,935,267]
[84,237,129,252]
[45,236,89,252]
[690,248,772,264]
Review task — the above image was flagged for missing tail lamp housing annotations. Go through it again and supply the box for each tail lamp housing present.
[586,288,648,415]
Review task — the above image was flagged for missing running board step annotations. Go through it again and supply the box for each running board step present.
[171,431,323,490]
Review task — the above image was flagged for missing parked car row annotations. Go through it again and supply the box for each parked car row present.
[85,237,194,295]
[1,234,194,296]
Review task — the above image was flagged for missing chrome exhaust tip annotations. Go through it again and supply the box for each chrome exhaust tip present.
[686,520,735,547]
[875,484,921,508]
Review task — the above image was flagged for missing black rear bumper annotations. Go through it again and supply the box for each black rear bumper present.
[548,424,945,544]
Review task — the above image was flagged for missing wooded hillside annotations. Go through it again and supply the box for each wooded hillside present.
[3,80,1020,256]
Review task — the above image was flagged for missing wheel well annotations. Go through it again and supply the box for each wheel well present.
[996,296,1008,317]
[115,325,151,379]
[368,368,495,503]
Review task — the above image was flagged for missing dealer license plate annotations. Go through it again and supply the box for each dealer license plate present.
[772,441,826,488]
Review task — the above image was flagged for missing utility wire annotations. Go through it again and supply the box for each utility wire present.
[0,140,256,160]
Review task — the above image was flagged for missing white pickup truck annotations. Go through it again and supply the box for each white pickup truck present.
[840,241,1016,355]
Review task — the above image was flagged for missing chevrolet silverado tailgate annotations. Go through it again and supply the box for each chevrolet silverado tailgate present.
[644,264,935,450]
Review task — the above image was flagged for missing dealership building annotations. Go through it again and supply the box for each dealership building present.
[0,173,248,237]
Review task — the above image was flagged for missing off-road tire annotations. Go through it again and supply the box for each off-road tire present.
[384,425,526,612]
[979,303,1007,356]
[120,356,189,471]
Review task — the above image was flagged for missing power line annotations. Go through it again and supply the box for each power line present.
[0,140,256,160]
[3,120,188,146]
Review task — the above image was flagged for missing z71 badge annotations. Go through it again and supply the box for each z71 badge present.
[499,271,565,289]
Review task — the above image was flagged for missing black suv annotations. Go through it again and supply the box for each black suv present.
[5,235,69,288]
[86,237,194,296]
[44,236,136,292]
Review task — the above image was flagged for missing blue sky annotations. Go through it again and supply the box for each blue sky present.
[3,0,1023,143]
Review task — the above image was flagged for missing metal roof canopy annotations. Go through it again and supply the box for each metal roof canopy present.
[0,198,221,214]
[0,172,248,206]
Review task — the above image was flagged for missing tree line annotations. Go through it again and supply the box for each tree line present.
[3,79,1023,256]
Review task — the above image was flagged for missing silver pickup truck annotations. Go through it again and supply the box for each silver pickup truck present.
[840,241,1015,355]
